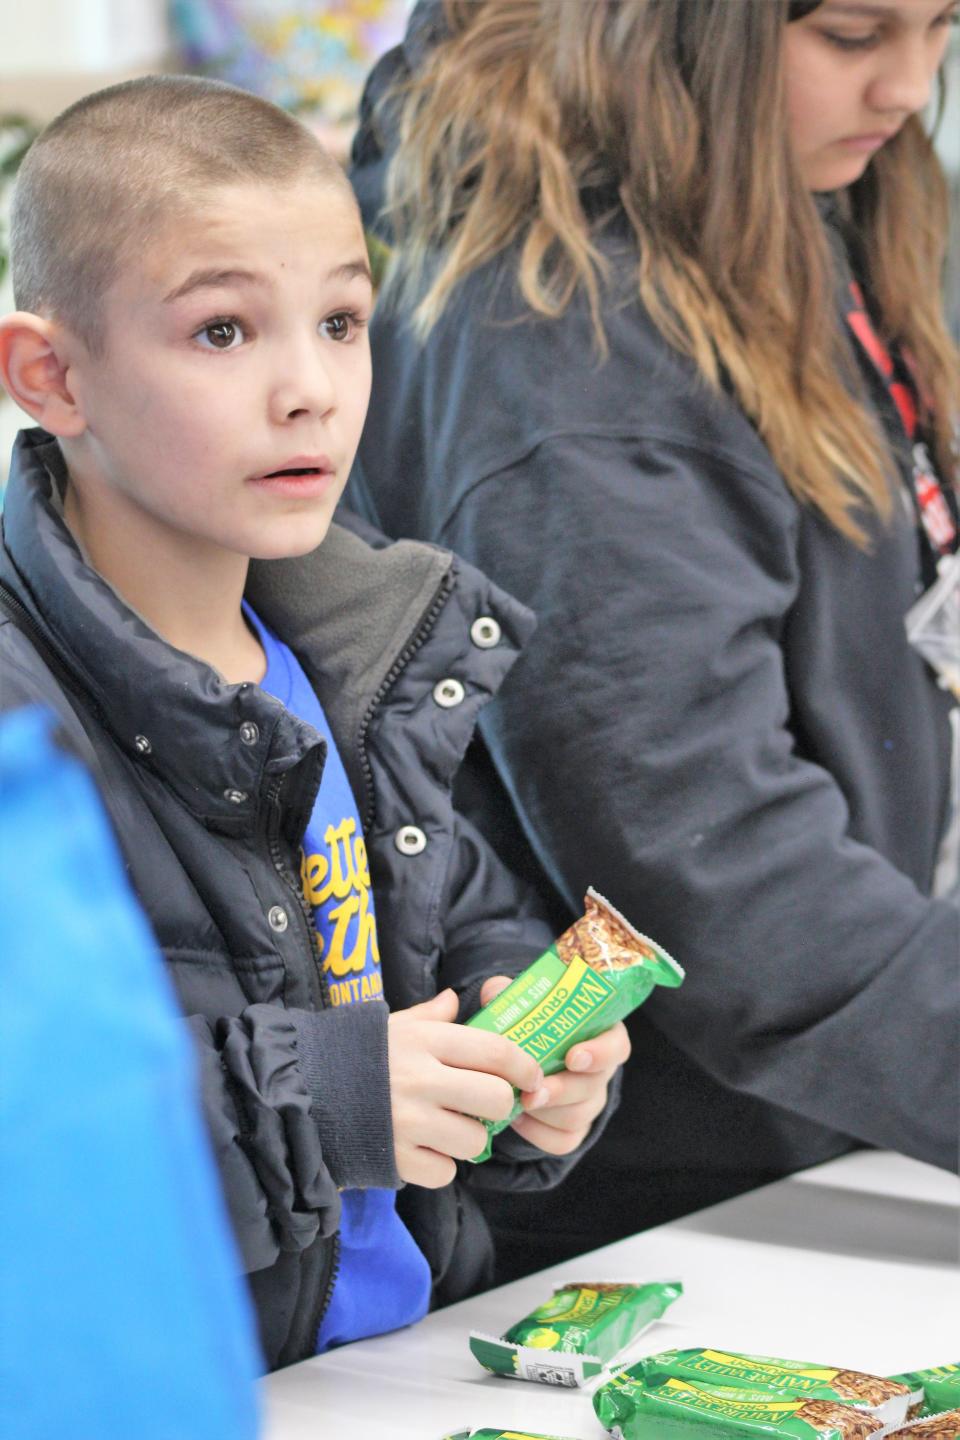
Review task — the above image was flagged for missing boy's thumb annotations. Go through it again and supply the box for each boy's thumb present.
[479,974,513,1007]
[407,987,460,1022]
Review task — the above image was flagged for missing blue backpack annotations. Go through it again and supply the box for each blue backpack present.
[0,707,262,1439]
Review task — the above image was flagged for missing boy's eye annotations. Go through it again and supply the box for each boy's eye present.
[195,319,245,350]
[321,312,364,343]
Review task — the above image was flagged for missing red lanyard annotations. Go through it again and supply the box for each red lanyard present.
[846,281,957,557]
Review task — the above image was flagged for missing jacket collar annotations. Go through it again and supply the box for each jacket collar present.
[1,428,534,830]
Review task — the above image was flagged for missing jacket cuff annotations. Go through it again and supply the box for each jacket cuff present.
[290,1002,400,1190]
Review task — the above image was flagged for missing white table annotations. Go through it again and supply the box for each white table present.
[262,1152,959,1439]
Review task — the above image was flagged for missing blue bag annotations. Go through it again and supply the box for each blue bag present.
[0,707,262,1438]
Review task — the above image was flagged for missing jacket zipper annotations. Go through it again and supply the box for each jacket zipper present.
[264,768,341,1339]
[298,568,453,1335]
[356,571,455,831]
[316,1227,341,1350]
[265,770,329,1005]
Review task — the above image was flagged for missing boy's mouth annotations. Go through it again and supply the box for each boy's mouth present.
[249,455,337,499]
[261,467,331,480]
[255,455,334,481]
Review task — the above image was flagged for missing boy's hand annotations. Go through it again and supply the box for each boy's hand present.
[387,988,544,1188]
[479,974,631,1157]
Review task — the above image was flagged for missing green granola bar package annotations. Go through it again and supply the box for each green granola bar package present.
[440,1431,587,1440]
[882,1411,960,1438]
[632,1350,909,1426]
[467,889,683,1161]
[889,1367,960,1420]
[469,1280,682,1387]
[593,1370,889,1438]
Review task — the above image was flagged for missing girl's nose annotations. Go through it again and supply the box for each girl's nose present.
[868,37,939,118]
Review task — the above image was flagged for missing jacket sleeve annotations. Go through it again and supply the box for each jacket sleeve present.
[189,999,398,1276]
[0,630,402,1272]
[0,629,401,1276]
[437,810,623,1193]
[437,432,960,1173]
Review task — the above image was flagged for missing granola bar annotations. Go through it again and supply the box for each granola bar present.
[466,889,682,1161]
[634,1349,909,1424]
[469,1279,682,1386]
[593,1370,890,1438]
[882,1411,960,1438]
[890,1367,960,1421]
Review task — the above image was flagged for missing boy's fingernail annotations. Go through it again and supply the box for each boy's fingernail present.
[567,1050,592,1072]
[527,1087,551,1111]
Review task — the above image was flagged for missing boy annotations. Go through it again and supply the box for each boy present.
[0,76,628,1371]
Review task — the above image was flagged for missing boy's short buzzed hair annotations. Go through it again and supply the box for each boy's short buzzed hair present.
[11,74,356,352]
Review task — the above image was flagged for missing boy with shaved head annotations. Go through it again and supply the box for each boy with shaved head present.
[0,76,628,1370]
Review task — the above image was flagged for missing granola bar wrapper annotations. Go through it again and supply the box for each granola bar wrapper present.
[440,1431,586,1440]
[593,1371,890,1439]
[633,1351,910,1427]
[882,1411,960,1438]
[466,889,683,1162]
[889,1368,960,1421]
[440,1428,581,1440]
[469,1280,682,1387]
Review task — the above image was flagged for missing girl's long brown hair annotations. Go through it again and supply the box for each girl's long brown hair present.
[381,0,959,543]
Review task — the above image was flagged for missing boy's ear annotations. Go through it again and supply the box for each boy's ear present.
[0,313,88,437]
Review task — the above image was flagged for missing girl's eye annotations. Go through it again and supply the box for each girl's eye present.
[821,30,880,51]
[321,312,365,343]
[195,319,245,350]
[822,7,958,50]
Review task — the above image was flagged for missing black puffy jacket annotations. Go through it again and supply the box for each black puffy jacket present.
[0,428,610,1369]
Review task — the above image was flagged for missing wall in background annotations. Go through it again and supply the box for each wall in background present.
[0,0,173,469]
[3,0,168,75]
[1,5,958,482]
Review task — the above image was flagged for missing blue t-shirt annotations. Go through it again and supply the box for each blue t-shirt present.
[245,605,431,1352]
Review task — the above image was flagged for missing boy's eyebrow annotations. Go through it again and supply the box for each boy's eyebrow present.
[163,258,372,303]
[328,259,374,286]
[163,268,265,303]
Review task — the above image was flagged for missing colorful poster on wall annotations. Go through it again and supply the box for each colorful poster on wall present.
[169,0,408,123]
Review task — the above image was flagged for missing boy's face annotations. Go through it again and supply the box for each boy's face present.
[63,177,373,562]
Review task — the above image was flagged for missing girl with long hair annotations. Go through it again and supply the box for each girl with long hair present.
[348,0,960,1277]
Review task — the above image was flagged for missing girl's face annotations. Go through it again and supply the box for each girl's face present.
[784,0,958,190]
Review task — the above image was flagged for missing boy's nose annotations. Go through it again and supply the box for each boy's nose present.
[269,350,336,424]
